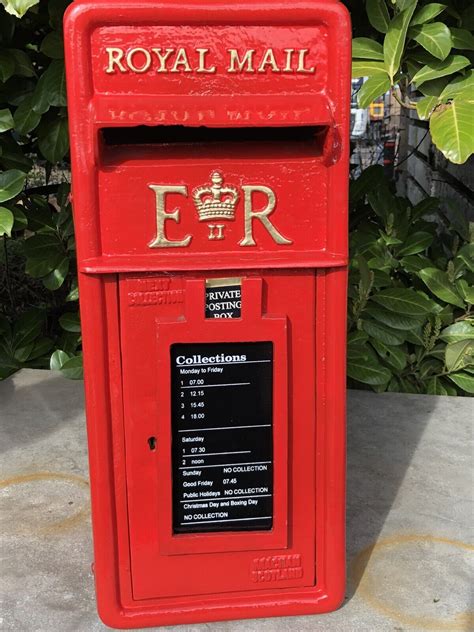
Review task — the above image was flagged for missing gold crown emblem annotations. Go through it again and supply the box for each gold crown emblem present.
[193,171,239,221]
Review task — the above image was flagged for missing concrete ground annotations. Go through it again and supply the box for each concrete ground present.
[0,369,472,632]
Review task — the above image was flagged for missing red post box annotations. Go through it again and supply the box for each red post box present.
[64,0,351,627]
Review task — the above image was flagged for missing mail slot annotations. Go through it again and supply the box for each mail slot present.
[64,0,351,627]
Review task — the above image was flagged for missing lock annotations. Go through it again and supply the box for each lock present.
[64,0,351,627]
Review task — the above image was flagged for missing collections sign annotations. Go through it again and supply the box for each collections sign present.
[171,342,273,533]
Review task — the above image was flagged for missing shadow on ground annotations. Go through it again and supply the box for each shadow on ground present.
[0,369,84,453]
[345,390,437,598]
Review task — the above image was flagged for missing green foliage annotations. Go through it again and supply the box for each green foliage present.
[0,1,81,380]
[1,1,40,19]
[351,0,474,163]
[348,166,474,395]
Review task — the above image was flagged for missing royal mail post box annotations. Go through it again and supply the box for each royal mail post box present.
[64,0,351,627]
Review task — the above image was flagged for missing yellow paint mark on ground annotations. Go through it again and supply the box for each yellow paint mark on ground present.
[0,471,90,535]
[350,534,474,631]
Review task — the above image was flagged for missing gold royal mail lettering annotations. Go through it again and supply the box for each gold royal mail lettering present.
[105,47,315,74]
[148,171,293,248]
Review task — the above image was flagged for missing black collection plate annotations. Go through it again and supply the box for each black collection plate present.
[171,341,273,533]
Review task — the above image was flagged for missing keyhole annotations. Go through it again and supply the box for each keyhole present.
[148,436,157,451]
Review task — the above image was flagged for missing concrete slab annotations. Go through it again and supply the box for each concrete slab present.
[0,369,472,631]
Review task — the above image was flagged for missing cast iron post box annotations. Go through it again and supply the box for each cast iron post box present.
[64,0,351,627]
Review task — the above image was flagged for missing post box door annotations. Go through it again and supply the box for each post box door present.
[119,271,316,600]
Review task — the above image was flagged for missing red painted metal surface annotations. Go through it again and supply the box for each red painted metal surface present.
[64,0,351,627]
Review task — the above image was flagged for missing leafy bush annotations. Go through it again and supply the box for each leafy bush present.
[0,0,472,393]
[351,0,474,163]
[348,166,473,394]
[0,1,80,379]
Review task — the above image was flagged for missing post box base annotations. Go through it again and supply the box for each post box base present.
[96,585,346,629]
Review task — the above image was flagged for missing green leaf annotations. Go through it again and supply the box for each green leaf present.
[42,257,69,290]
[367,0,391,33]
[42,60,67,107]
[347,342,372,361]
[13,342,35,363]
[347,356,392,385]
[364,306,423,329]
[23,195,57,232]
[371,288,434,316]
[384,2,418,83]
[0,108,14,132]
[410,3,446,26]
[396,0,416,9]
[409,48,438,65]
[430,99,474,164]
[440,320,474,344]
[386,377,400,392]
[13,309,44,350]
[23,337,51,361]
[59,312,81,333]
[418,76,452,97]
[352,60,388,78]
[371,339,407,371]
[447,371,474,393]
[416,97,438,121]
[0,169,26,203]
[13,95,41,135]
[362,319,406,345]
[399,377,421,393]
[426,376,448,395]
[352,38,385,60]
[357,74,391,108]
[1,0,40,18]
[348,331,369,346]
[439,71,474,101]
[40,31,64,59]
[48,0,71,29]
[0,206,14,237]
[416,96,438,120]
[350,165,386,202]
[11,205,27,230]
[38,117,69,163]
[418,267,465,308]
[397,231,433,256]
[411,197,440,220]
[409,23,452,61]
[50,349,71,371]
[9,49,35,78]
[0,50,15,82]
[456,244,474,273]
[357,254,373,298]
[66,278,79,302]
[457,280,474,305]
[372,269,392,288]
[0,136,32,172]
[367,184,395,220]
[24,234,64,277]
[400,254,433,273]
[420,357,443,378]
[412,55,470,86]
[60,355,83,380]
[461,5,474,29]
[31,71,51,115]
[449,28,474,51]
[445,339,474,372]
